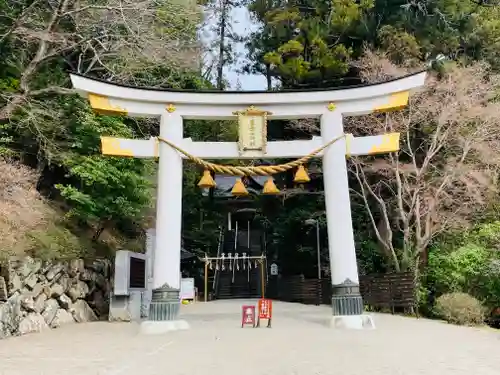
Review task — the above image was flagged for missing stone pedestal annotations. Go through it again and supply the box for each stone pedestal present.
[149,287,180,321]
[329,279,374,330]
[109,292,142,322]
[331,279,363,316]
[329,315,375,329]
[140,320,190,335]
[139,287,189,335]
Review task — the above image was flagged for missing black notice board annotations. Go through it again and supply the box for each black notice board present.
[129,257,146,289]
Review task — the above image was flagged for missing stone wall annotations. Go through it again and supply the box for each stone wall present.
[0,256,111,339]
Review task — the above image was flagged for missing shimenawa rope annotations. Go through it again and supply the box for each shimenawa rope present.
[157,134,348,177]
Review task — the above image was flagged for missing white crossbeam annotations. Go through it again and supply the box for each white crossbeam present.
[100,133,400,159]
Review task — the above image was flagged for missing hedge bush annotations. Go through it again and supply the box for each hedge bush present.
[435,292,485,326]
[427,223,500,310]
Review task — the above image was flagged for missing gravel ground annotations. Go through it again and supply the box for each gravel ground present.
[1,300,499,375]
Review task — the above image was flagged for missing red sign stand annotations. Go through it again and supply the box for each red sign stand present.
[257,299,272,328]
[241,305,256,328]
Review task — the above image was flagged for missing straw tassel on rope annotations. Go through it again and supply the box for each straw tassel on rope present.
[231,178,249,196]
[294,165,310,184]
[262,177,280,195]
[198,169,216,189]
[157,134,348,194]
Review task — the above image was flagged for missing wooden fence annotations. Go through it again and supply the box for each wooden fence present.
[267,275,323,305]
[360,272,417,314]
[267,272,417,314]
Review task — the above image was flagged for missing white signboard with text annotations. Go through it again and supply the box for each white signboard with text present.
[270,263,278,276]
[180,278,195,300]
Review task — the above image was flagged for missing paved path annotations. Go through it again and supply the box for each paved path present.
[0,300,499,375]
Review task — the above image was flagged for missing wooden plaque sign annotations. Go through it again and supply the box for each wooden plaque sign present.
[241,305,256,328]
[257,299,272,328]
[233,106,271,157]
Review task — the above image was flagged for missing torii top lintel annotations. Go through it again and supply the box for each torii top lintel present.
[69,71,426,120]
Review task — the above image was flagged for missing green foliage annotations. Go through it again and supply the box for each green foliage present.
[367,0,500,68]
[184,119,238,142]
[181,164,225,255]
[129,65,213,89]
[54,105,154,234]
[428,244,491,295]
[426,222,500,309]
[0,77,20,92]
[257,194,327,276]
[378,25,422,64]
[247,0,500,90]
[56,156,152,224]
[434,292,486,326]
[0,0,218,257]
[248,0,373,88]
[356,237,387,275]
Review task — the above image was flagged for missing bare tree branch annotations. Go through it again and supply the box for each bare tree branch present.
[0,0,203,121]
[346,51,500,271]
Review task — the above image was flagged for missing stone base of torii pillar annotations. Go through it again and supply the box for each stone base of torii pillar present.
[140,320,189,335]
[140,320,190,335]
[330,315,375,330]
[328,279,375,329]
[139,287,190,335]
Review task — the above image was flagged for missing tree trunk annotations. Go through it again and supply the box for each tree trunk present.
[216,0,228,90]
[376,218,392,256]
[266,63,272,91]
[419,246,429,269]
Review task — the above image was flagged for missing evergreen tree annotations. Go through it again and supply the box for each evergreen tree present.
[204,0,248,89]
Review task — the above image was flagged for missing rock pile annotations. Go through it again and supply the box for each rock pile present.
[0,257,111,338]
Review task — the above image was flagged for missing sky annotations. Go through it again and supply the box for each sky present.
[227,6,266,90]
[202,5,267,90]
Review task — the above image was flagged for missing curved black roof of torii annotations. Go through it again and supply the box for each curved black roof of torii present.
[68,69,427,95]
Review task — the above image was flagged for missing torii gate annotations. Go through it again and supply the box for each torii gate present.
[70,71,426,332]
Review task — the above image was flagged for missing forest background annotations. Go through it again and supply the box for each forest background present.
[2,0,500,322]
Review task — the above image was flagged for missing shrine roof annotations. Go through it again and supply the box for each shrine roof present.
[202,175,266,198]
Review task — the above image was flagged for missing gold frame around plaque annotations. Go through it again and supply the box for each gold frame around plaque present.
[233,106,271,155]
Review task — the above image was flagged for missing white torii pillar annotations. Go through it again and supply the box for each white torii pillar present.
[70,71,426,332]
